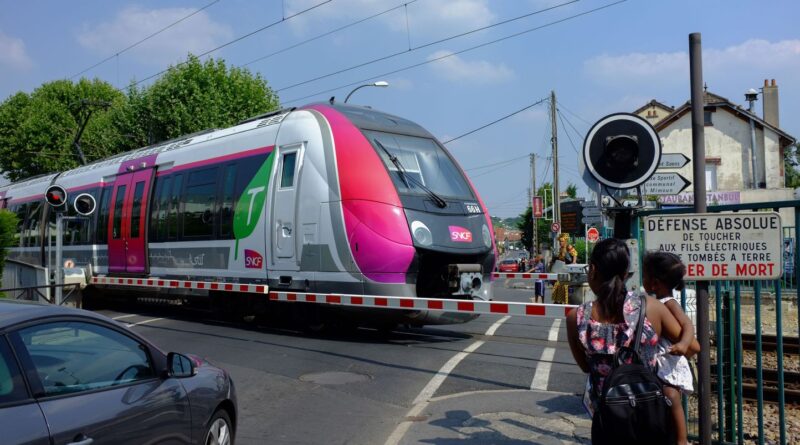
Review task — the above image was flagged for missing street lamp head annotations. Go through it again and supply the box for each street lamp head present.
[373,81,389,87]
[344,81,390,103]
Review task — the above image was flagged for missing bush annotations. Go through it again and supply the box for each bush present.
[0,210,18,297]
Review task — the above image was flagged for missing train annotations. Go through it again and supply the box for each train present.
[0,103,496,328]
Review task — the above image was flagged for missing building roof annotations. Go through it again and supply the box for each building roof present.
[633,99,674,115]
[654,90,796,147]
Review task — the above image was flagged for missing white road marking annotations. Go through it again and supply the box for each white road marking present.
[385,315,511,445]
[126,317,164,327]
[485,316,510,337]
[530,347,556,390]
[112,314,139,320]
[547,318,562,342]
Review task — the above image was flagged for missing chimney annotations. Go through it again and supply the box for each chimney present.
[762,79,779,128]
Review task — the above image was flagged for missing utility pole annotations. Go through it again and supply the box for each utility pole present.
[530,153,537,255]
[71,99,111,165]
[550,91,560,241]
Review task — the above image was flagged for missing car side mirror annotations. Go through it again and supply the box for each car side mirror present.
[167,352,196,378]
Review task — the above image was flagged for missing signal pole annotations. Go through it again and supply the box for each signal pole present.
[530,153,537,255]
[550,91,560,241]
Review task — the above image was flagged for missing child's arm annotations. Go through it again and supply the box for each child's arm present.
[664,299,700,357]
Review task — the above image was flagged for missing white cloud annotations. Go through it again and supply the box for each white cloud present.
[0,30,33,70]
[427,50,514,84]
[584,39,800,87]
[77,6,232,66]
[285,0,495,37]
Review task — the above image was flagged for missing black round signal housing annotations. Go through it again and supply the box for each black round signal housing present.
[583,113,662,190]
[45,185,68,209]
[74,193,97,216]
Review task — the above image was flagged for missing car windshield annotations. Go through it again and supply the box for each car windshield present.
[365,130,474,201]
[502,260,517,265]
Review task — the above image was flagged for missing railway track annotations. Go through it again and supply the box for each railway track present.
[711,366,800,404]
[740,333,800,355]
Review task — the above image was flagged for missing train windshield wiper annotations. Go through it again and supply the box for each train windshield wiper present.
[374,139,447,208]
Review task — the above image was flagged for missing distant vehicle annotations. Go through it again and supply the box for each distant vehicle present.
[498,259,520,273]
[0,103,495,328]
[0,300,237,445]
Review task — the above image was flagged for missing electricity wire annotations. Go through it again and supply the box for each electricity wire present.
[69,0,221,80]
[275,0,579,92]
[443,97,548,144]
[281,0,627,105]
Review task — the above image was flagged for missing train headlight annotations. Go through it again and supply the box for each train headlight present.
[482,224,492,248]
[411,221,433,247]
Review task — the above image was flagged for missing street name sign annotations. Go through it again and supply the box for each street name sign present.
[581,215,602,226]
[643,212,782,280]
[658,153,690,169]
[582,206,601,217]
[642,172,691,195]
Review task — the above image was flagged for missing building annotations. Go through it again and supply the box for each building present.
[634,80,797,221]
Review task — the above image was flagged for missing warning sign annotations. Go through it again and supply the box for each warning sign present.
[643,212,782,280]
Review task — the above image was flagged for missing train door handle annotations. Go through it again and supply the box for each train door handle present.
[282,226,292,236]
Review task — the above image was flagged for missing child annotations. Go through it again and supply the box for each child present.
[642,251,701,445]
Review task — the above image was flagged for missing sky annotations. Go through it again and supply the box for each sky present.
[1,0,799,216]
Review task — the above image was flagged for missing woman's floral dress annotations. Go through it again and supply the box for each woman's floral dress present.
[576,293,660,409]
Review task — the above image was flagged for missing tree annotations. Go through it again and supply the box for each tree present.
[116,55,280,149]
[0,79,125,180]
[566,183,578,199]
[784,143,800,188]
[517,182,556,253]
[0,210,18,297]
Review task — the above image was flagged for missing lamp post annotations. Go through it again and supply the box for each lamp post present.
[344,81,388,103]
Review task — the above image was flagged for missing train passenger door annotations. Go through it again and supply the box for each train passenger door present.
[271,144,303,268]
[107,169,154,273]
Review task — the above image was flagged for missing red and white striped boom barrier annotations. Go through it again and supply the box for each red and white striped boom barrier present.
[492,272,563,281]
[90,276,578,318]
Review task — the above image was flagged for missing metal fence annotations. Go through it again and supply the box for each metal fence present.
[636,200,799,445]
[0,283,82,306]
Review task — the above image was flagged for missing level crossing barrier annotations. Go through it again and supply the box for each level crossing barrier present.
[491,272,563,281]
[90,276,577,318]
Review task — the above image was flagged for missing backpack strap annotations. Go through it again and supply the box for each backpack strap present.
[631,294,647,356]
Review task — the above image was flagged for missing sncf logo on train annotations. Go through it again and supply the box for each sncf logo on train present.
[449,226,472,243]
[244,249,263,269]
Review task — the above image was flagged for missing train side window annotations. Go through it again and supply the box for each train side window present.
[280,152,297,188]
[183,167,217,239]
[153,176,171,242]
[25,202,42,247]
[167,174,183,240]
[149,178,163,242]
[96,187,112,243]
[10,204,26,247]
[112,185,126,239]
[218,164,237,238]
[130,181,145,238]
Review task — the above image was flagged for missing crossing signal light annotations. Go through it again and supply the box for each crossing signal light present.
[74,193,97,216]
[45,185,67,209]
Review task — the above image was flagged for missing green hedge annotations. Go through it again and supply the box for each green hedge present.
[0,210,18,297]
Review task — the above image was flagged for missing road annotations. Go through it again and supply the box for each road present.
[95,281,587,444]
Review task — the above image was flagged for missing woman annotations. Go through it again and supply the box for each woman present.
[565,238,691,443]
[551,233,577,304]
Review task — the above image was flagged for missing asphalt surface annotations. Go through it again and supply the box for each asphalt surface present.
[95,280,589,445]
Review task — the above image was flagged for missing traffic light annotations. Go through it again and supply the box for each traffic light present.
[45,185,68,209]
[582,113,661,190]
[74,193,97,216]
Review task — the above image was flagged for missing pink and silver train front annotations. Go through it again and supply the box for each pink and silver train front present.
[307,104,496,325]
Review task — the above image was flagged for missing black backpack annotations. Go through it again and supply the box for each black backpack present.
[591,294,675,445]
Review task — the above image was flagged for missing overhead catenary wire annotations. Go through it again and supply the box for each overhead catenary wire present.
[556,101,593,127]
[443,97,548,144]
[125,0,333,89]
[275,0,579,92]
[556,109,580,155]
[242,1,418,69]
[68,0,221,80]
[281,0,628,105]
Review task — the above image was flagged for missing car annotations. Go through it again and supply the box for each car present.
[0,300,237,445]
[498,259,520,273]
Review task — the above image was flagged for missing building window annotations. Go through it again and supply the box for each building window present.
[705,163,717,191]
[704,110,713,126]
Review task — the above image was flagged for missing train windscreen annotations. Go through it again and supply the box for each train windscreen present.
[365,130,474,201]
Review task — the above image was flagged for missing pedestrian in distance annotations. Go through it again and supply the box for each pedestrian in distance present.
[565,238,692,445]
[532,255,545,303]
[520,257,527,272]
[551,233,577,304]
[642,251,700,445]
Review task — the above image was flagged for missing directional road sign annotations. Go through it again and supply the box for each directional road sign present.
[582,215,602,226]
[642,172,691,195]
[658,153,690,169]
[582,206,601,217]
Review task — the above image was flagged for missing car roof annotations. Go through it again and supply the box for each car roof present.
[0,300,110,330]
